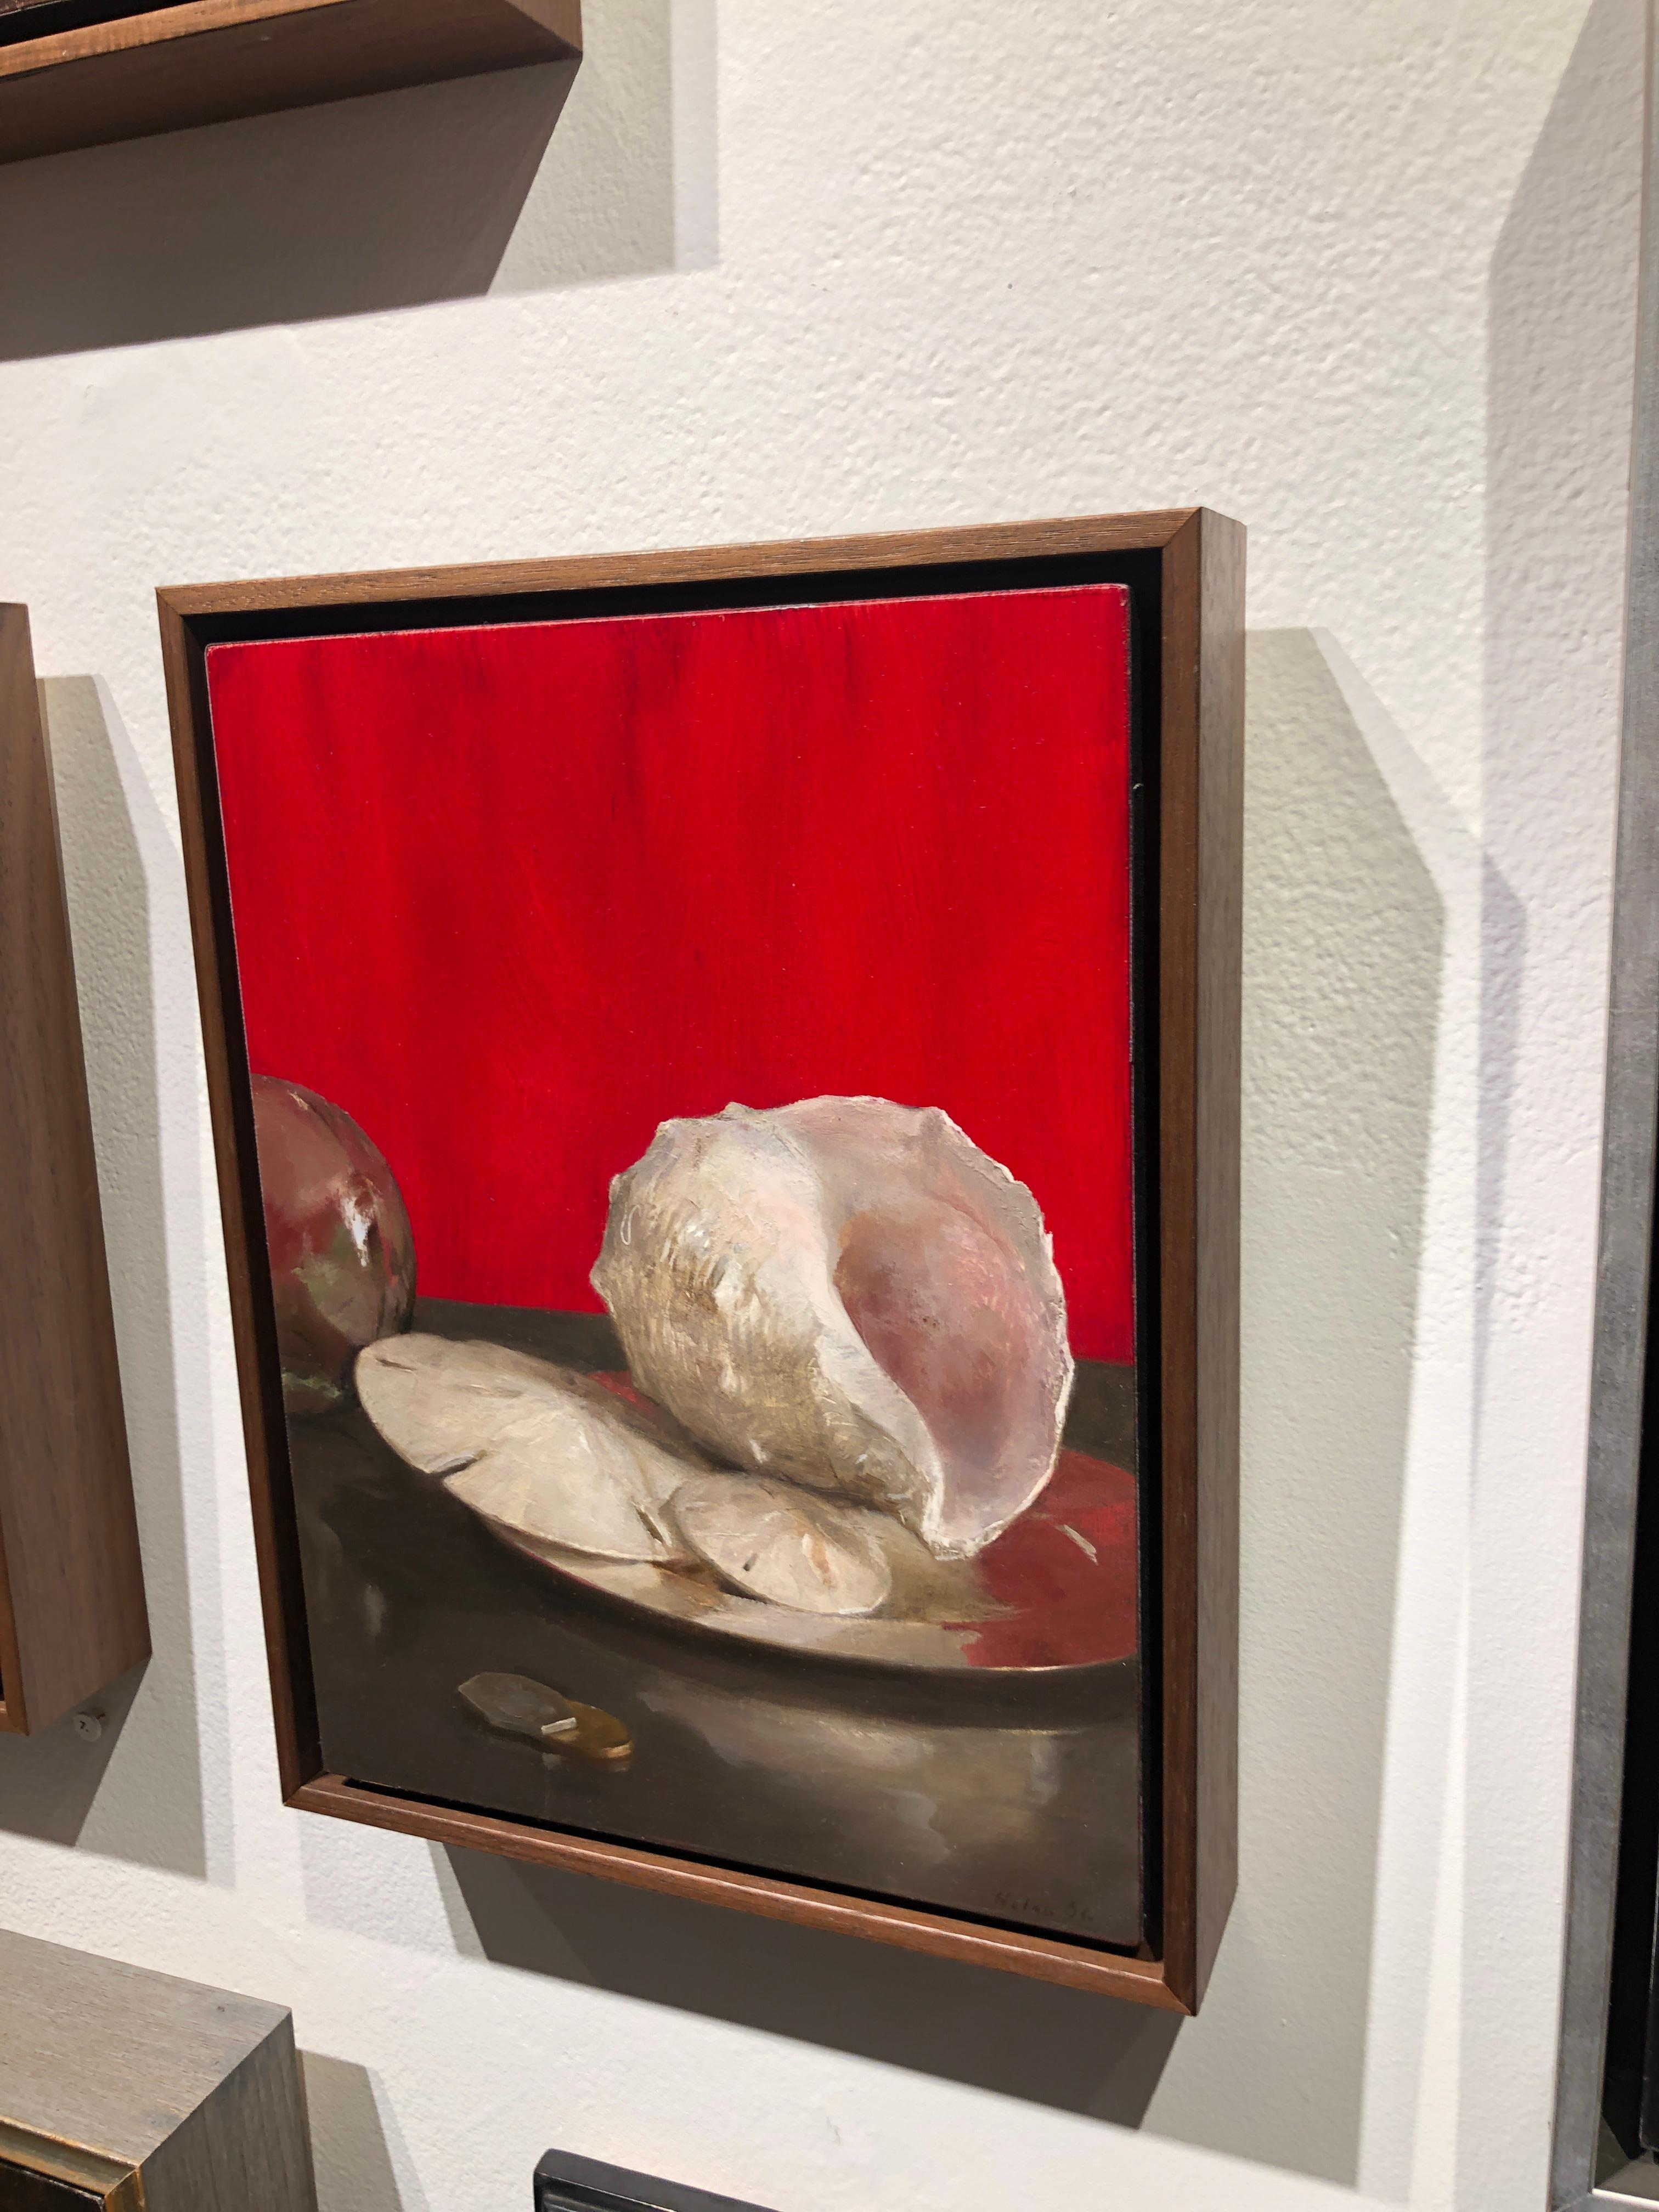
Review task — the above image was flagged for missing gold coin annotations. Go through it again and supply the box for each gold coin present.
[544,1698,633,1763]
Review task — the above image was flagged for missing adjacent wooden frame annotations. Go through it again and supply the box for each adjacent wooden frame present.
[0,1928,317,2209]
[0,0,582,168]
[0,604,149,1736]
[158,511,1243,2012]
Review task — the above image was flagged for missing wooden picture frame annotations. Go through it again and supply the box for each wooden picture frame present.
[0,603,148,1736]
[0,1928,316,2209]
[0,0,582,169]
[159,511,1242,2012]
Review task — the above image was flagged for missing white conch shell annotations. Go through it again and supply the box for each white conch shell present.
[356,1334,706,1563]
[591,1098,1074,1560]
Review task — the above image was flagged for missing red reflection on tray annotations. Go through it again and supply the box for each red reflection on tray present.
[961,1449,1138,1669]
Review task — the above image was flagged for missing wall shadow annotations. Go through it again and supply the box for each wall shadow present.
[0,1660,147,1844]
[1469,3,1646,2208]
[302,2053,430,2212]
[444,1846,1181,2125]
[0,66,575,358]
[1480,0,1640,1491]
[0,0,713,359]
[492,0,713,296]
[0,675,209,1878]
[395,624,1444,2180]
[1135,628,1443,2183]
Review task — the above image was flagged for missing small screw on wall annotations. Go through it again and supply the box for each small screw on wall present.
[73,1711,104,1742]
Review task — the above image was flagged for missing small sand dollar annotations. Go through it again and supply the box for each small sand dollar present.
[668,1474,893,1616]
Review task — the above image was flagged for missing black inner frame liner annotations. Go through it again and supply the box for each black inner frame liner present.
[0,0,197,42]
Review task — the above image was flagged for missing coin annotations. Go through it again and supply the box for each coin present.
[545,1699,633,1764]
[459,1671,579,1743]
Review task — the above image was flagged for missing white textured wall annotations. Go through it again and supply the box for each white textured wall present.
[0,5,1642,2208]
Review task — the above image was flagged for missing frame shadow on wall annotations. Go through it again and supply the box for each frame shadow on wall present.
[0,0,716,362]
[0,677,209,1880]
[302,2053,430,2212]
[1132,629,1443,2184]
[421,627,1442,2184]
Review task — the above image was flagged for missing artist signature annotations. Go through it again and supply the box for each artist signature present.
[992,1887,1111,1932]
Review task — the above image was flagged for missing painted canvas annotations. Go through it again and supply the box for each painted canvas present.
[205,580,1146,1946]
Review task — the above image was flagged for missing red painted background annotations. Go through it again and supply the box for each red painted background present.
[207,584,1137,1362]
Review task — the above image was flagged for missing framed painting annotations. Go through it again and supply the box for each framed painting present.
[160,512,1242,2010]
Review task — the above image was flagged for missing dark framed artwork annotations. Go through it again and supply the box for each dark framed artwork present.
[535,2148,770,2212]
[160,512,1242,2010]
